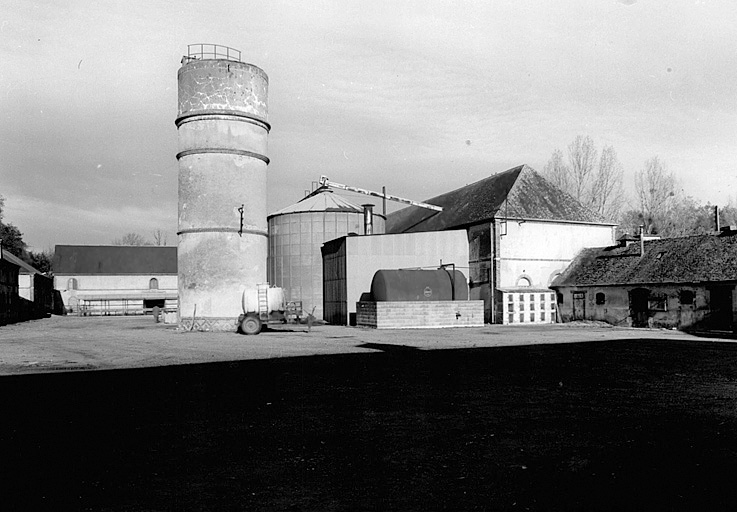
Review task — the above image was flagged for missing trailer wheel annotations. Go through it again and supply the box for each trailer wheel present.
[241,315,262,335]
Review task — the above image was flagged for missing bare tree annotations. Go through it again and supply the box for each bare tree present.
[113,233,149,246]
[542,136,625,221]
[152,229,168,246]
[542,149,570,193]
[589,145,625,221]
[634,156,679,235]
[567,135,598,203]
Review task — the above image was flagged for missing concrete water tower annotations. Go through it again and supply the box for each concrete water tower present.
[176,44,270,331]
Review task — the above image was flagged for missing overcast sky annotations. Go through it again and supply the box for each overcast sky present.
[2,0,736,251]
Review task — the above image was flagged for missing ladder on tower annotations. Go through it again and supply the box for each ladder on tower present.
[257,284,269,320]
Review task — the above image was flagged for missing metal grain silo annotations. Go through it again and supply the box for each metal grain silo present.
[267,189,385,320]
[176,44,269,331]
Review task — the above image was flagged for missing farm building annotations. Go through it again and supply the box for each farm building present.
[54,245,177,315]
[0,247,55,324]
[268,188,386,320]
[322,230,469,325]
[551,228,737,332]
[386,165,616,323]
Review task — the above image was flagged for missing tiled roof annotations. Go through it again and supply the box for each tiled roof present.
[552,232,737,287]
[268,188,364,218]
[386,165,609,233]
[54,245,177,275]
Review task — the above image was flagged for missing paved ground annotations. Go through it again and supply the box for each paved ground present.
[0,315,725,375]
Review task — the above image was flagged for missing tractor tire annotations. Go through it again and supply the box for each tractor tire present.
[241,315,262,335]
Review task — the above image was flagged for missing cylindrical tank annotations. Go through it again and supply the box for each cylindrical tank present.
[267,189,385,320]
[242,286,285,314]
[370,269,469,302]
[176,46,270,331]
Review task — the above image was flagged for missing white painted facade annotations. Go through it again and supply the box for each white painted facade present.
[55,274,178,315]
[497,219,616,288]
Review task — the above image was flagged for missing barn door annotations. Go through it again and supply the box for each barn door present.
[572,291,586,321]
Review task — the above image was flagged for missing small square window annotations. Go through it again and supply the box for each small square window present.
[680,290,694,305]
[595,292,605,305]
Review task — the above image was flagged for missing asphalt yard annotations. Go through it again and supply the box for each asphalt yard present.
[1,316,736,510]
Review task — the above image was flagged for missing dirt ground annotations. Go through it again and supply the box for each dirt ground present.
[0,315,723,375]
[2,317,737,511]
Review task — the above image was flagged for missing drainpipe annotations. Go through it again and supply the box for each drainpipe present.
[639,225,645,257]
[362,204,374,235]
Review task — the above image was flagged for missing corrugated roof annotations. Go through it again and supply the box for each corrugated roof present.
[54,245,177,275]
[551,232,737,287]
[268,188,364,218]
[386,165,609,233]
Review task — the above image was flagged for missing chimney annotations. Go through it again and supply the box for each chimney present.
[363,204,374,235]
[639,225,645,257]
[715,205,721,232]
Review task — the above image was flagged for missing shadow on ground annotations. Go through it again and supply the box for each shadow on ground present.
[3,338,737,511]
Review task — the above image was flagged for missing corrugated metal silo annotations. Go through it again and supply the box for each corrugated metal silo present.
[267,188,385,320]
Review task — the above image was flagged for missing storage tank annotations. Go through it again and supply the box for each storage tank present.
[242,285,285,314]
[176,44,270,331]
[267,188,386,320]
[370,269,469,302]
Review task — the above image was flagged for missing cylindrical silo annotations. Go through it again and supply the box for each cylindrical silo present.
[267,189,385,321]
[176,45,269,331]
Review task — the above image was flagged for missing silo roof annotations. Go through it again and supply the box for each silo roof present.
[268,188,364,218]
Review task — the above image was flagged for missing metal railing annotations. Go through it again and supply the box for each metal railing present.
[184,44,242,63]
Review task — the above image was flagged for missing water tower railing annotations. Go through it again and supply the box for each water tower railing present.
[184,44,242,63]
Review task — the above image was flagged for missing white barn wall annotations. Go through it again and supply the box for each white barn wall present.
[498,220,615,288]
[55,274,177,312]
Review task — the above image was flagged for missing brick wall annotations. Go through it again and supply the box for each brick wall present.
[356,300,485,329]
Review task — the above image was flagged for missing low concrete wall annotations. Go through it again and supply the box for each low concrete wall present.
[356,300,485,329]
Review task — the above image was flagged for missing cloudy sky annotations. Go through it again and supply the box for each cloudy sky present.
[2,0,736,250]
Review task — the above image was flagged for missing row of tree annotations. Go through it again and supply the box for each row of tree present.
[112,230,169,246]
[541,136,737,237]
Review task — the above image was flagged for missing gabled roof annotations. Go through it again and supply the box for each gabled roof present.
[1,250,41,274]
[54,245,177,275]
[551,232,737,287]
[268,188,364,218]
[386,165,609,233]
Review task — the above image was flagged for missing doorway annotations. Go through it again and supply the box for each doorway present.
[629,288,650,327]
[708,286,734,330]
[572,291,586,321]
